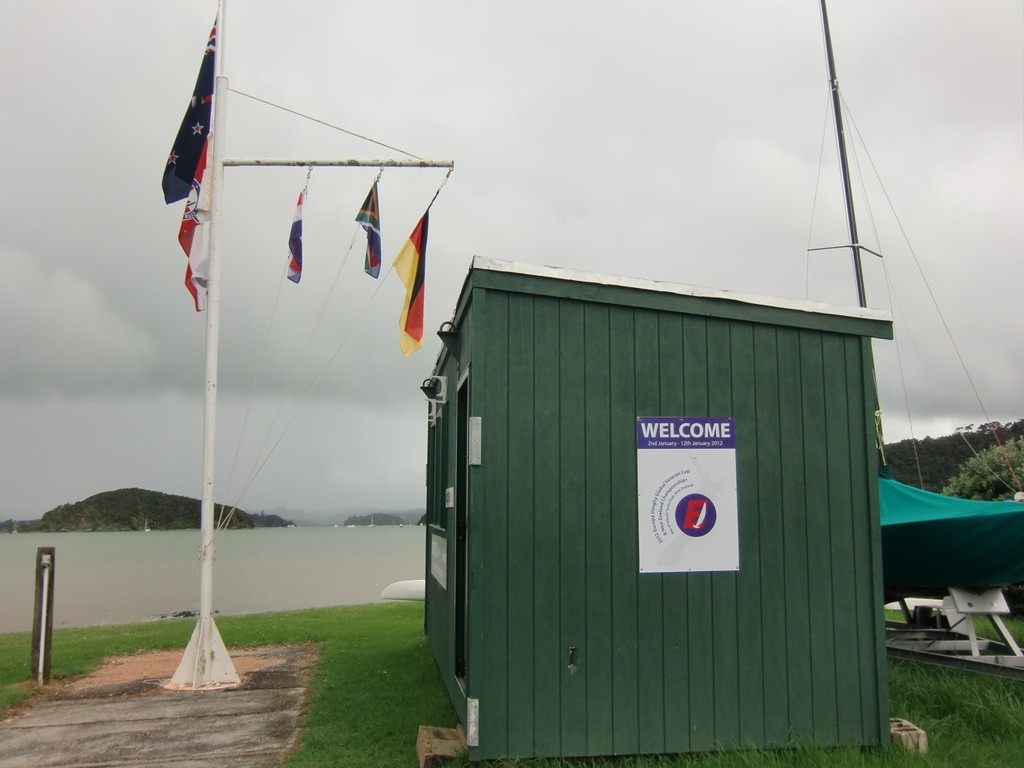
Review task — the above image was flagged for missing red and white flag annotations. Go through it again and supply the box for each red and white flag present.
[286,191,303,284]
[177,138,210,311]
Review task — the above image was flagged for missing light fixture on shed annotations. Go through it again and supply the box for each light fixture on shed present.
[420,375,448,427]
[420,375,448,405]
[437,321,460,360]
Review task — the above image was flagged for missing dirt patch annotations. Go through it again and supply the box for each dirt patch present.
[2,645,318,767]
[54,644,316,695]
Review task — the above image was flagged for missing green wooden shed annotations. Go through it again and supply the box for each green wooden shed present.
[422,257,894,760]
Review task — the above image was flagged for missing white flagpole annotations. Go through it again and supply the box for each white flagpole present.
[164,3,453,691]
[169,0,239,690]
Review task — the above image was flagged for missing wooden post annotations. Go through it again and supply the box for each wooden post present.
[31,547,55,685]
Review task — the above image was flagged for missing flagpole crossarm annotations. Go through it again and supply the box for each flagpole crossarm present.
[221,158,454,169]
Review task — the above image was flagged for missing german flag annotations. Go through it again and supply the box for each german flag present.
[393,210,429,355]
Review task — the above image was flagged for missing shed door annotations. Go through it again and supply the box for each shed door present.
[454,375,469,681]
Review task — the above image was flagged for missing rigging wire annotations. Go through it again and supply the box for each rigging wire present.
[228,255,399,517]
[839,99,1022,494]
[805,92,834,300]
[881,267,925,488]
[840,93,882,267]
[201,83,449,531]
[222,166,313,524]
[232,222,362,514]
[838,93,903,461]
[426,167,455,211]
[310,168,384,336]
[811,81,1021,492]
[228,87,424,160]
[835,105,1019,493]
[228,176,364,522]
[223,229,290,507]
[222,167,456,519]
[955,429,1020,495]
[218,167,315,531]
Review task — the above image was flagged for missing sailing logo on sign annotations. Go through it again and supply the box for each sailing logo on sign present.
[676,493,717,537]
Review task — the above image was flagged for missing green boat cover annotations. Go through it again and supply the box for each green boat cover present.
[880,475,1024,589]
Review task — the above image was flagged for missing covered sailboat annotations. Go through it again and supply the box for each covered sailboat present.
[881,474,1024,592]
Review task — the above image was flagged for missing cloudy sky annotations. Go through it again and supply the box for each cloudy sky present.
[1,1,1021,520]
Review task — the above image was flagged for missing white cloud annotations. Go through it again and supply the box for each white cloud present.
[0,248,160,396]
[0,0,1020,518]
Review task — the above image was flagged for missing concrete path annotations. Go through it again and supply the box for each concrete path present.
[0,645,316,768]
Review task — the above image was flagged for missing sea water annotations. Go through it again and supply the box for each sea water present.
[0,526,425,634]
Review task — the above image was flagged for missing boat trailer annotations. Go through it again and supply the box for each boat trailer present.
[886,587,1024,681]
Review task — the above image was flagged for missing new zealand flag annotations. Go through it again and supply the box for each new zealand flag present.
[162,23,216,205]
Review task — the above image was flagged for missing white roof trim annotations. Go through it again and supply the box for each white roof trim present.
[471,257,892,323]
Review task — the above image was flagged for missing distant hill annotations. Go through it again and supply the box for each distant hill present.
[344,512,408,527]
[0,518,39,533]
[20,488,254,532]
[884,419,1024,493]
[6,421,1019,533]
[248,511,295,528]
[282,507,426,526]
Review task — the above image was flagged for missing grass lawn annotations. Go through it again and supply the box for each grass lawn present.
[5,606,1024,766]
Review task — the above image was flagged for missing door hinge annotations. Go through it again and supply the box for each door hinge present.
[468,417,482,465]
[466,697,480,747]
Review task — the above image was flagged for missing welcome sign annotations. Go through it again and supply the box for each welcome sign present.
[636,417,739,573]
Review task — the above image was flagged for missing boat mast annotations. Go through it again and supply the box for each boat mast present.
[819,0,867,310]
[819,0,886,461]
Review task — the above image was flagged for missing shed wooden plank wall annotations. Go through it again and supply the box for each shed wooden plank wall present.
[460,286,888,760]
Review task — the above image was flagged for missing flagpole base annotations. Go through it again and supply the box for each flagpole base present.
[164,615,240,690]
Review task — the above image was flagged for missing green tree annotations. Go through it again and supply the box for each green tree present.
[942,437,1024,501]
[885,419,1024,492]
